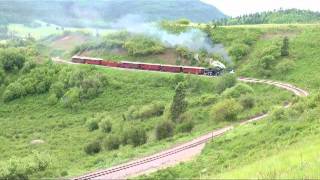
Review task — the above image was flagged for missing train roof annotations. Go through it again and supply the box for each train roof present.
[182,66,205,70]
[72,56,103,61]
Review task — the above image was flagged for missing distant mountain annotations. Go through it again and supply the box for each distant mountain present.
[0,0,226,27]
[215,9,320,25]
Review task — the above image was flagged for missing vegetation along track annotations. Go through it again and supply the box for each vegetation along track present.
[52,58,309,179]
[73,78,308,180]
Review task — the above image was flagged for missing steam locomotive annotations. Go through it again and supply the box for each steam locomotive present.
[72,56,225,76]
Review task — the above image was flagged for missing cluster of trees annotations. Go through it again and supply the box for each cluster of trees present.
[84,114,148,154]
[124,35,165,56]
[0,48,108,108]
[159,20,190,34]
[72,32,165,57]
[0,152,50,179]
[253,37,294,77]
[213,9,320,25]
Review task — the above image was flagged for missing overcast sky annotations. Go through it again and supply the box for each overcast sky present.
[201,0,320,17]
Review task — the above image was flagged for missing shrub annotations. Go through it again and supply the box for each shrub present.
[0,48,26,72]
[176,118,194,133]
[124,35,165,56]
[177,19,190,25]
[3,82,26,102]
[48,94,59,105]
[99,119,112,133]
[192,94,218,107]
[211,99,242,121]
[0,153,50,180]
[21,60,37,74]
[156,121,174,140]
[258,55,276,70]
[138,102,165,119]
[86,119,99,131]
[170,82,188,122]
[61,87,81,109]
[275,60,295,74]
[84,141,101,155]
[122,126,147,147]
[270,106,287,121]
[222,83,254,98]
[229,43,250,61]
[103,134,121,151]
[240,95,255,109]
[50,82,65,99]
[216,74,237,93]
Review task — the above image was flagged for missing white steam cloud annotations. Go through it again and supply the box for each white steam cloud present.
[110,14,232,63]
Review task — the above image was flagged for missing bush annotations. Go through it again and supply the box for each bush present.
[0,48,26,72]
[50,82,65,99]
[275,60,295,74]
[156,121,174,140]
[3,82,26,102]
[270,106,287,121]
[122,126,148,147]
[103,134,121,151]
[222,83,254,98]
[99,119,112,133]
[61,87,81,109]
[0,153,50,180]
[240,95,255,109]
[84,141,101,155]
[124,35,165,56]
[170,82,188,121]
[229,43,250,61]
[138,102,165,119]
[86,119,99,132]
[21,60,37,74]
[211,99,242,121]
[258,55,276,70]
[177,119,194,133]
[216,74,237,93]
[192,94,218,107]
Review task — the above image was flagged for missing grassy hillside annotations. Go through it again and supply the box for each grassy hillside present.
[215,9,320,25]
[0,41,293,178]
[138,24,320,179]
[0,0,225,28]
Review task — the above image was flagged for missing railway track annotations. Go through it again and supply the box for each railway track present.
[51,58,309,179]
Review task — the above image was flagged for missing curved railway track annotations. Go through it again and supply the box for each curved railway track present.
[52,58,309,180]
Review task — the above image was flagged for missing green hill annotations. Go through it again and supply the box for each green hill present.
[0,0,226,27]
[215,9,320,25]
[139,24,320,179]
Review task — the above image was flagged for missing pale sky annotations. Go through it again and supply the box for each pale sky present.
[201,0,320,17]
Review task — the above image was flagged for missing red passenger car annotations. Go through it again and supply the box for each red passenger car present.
[101,60,120,67]
[161,65,182,73]
[84,57,103,65]
[72,56,86,64]
[182,66,205,75]
[140,63,162,71]
[120,61,141,69]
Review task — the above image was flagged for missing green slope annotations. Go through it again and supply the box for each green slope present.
[216,9,320,25]
[139,24,320,179]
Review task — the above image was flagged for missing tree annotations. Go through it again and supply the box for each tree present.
[281,36,289,57]
[0,48,26,72]
[170,82,188,121]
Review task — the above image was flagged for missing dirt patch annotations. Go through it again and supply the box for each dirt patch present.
[51,34,89,51]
